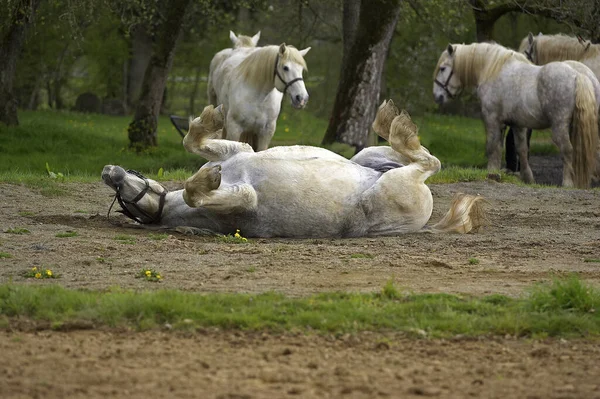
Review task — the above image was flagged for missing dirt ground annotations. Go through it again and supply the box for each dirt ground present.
[1,155,600,398]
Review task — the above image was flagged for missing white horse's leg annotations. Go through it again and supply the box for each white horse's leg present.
[552,123,575,187]
[512,127,535,184]
[483,116,504,172]
[255,121,276,152]
[183,165,258,214]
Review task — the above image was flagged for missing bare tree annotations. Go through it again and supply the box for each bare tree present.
[322,0,402,151]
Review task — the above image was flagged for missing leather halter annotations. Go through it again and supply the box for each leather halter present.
[108,169,166,224]
[274,54,303,94]
[524,47,534,62]
[434,68,456,99]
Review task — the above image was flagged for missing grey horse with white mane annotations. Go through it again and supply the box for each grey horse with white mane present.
[433,42,599,188]
[102,101,485,238]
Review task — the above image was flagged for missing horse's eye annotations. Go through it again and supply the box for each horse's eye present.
[440,66,446,73]
[283,65,289,72]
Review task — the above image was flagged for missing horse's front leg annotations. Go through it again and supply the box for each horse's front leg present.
[512,127,535,184]
[483,117,504,172]
[254,121,277,152]
[224,116,244,143]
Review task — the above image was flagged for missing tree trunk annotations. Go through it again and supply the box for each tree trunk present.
[127,25,153,110]
[341,0,360,66]
[0,0,41,126]
[322,0,402,150]
[127,0,192,150]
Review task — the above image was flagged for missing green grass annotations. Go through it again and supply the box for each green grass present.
[4,228,30,234]
[0,252,12,259]
[0,109,555,186]
[0,276,598,337]
[55,231,78,238]
[114,234,136,244]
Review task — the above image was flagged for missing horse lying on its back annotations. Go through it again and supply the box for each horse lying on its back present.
[102,101,485,238]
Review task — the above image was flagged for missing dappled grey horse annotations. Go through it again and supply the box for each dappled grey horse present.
[434,42,598,188]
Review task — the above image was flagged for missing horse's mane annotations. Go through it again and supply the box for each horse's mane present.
[522,34,599,64]
[435,42,531,87]
[236,45,307,90]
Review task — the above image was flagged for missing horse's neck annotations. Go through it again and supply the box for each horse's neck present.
[160,191,208,226]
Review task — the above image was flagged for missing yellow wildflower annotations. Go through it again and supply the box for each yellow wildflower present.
[34,273,42,279]
[145,270,152,277]
[284,127,289,133]
[156,275,162,279]
[46,270,52,277]
[31,266,37,271]
[242,237,248,242]
[282,114,287,121]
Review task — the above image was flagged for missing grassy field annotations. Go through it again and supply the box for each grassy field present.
[0,276,598,338]
[0,108,553,185]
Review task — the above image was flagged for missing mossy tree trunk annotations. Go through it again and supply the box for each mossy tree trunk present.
[0,0,41,126]
[321,0,401,152]
[127,0,191,150]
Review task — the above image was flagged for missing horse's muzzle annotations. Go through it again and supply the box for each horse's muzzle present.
[434,94,446,105]
[102,165,127,191]
[292,94,309,109]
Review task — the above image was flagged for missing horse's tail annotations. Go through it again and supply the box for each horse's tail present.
[571,73,599,188]
[426,193,487,234]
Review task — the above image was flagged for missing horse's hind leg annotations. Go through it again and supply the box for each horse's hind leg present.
[512,127,535,184]
[183,165,258,214]
[551,124,575,187]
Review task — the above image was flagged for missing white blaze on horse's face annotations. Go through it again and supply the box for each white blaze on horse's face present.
[433,45,461,105]
[274,44,310,109]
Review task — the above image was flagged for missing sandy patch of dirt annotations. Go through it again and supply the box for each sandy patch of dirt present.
[1,155,600,398]
[1,330,599,399]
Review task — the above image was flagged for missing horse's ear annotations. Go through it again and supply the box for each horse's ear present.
[528,32,534,44]
[279,43,287,55]
[577,34,584,44]
[447,44,454,56]
[298,47,311,57]
[251,31,261,46]
[229,30,238,45]
[215,104,224,116]
[585,42,591,51]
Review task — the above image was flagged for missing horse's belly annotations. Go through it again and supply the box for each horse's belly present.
[222,158,378,237]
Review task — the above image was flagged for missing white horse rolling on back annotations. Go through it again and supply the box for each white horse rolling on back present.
[102,101,485,238]
[207,30,261,107]
[210,43,310,151]
[433,42,599,188]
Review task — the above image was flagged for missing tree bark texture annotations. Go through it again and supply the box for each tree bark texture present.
[322,0,402,150]
[127,0,191,149]
[126,25,153,110]
[0,0,41,126]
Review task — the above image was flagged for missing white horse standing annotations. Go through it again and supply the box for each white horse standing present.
[505,33,600,179]
[210,43,310,151]
[433,42,599,188]
[102,101,485,238]
[207,30,261,107]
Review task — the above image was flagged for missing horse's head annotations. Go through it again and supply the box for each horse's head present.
[520,32,539,63]
[230,30,260,48]
[433,44,462,105]
[274,43,310,109]
[102,166,167,224]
